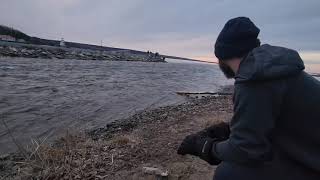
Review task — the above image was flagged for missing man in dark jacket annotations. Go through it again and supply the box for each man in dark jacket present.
[177,17,320,180]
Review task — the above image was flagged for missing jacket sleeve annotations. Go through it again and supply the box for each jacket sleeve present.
[212,81,285,164]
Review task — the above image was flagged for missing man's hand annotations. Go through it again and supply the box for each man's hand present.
[177,134,221,165]
[197,122,230,140]
[177,134,205,155]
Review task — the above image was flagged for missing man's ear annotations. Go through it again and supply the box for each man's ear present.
[218,60,236,79]
[227,58,242,74]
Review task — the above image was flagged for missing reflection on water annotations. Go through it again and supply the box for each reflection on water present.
[0,58,232,153]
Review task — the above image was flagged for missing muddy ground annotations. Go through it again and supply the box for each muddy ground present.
[0,94,233,180]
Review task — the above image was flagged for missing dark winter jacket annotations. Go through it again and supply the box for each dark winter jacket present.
[213,44,320,172]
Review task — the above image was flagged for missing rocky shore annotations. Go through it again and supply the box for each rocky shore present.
[0,43,165,62]
[0,89,233,180]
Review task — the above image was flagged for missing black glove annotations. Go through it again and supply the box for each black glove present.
[177,134,221,165]
[196,122,230,140]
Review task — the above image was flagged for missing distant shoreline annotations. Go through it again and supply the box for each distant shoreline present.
[311,73,320,77]
[0,41,166,62]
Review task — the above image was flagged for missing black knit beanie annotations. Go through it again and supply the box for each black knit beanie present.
[214,17,260,61]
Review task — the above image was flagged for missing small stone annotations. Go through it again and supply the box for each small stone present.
[0,154,9,160]
[142,167,168,177]
[9,47,17,52]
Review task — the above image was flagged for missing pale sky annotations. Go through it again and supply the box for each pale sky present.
[1,0,320,69]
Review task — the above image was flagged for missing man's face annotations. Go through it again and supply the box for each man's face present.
[218,60,235,79]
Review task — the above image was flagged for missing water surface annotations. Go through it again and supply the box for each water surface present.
[0,58,231,153]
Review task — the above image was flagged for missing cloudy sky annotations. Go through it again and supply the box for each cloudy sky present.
[1,0,320,68]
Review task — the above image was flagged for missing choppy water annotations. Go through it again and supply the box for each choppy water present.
[0,58,232,154]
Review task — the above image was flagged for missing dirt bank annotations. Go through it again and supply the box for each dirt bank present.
[1,94,233,180]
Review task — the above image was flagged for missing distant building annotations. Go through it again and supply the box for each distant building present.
[60,38,66,47]
[0,35,16,42]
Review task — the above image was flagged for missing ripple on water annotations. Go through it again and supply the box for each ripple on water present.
[0,58,232,153]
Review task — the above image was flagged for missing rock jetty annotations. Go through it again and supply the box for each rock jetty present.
[0,44,166,62]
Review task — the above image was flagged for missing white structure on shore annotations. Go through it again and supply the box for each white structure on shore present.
[60,38,66,47]
[0,35,16,42]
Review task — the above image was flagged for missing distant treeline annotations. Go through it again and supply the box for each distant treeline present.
[0,25,145,55]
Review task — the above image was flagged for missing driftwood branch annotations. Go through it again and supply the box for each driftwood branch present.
[176,91,232,96]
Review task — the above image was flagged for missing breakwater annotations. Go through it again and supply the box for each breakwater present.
[0,42,165,62]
